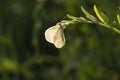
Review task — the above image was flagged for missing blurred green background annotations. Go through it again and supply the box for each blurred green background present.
[0,0,120,80]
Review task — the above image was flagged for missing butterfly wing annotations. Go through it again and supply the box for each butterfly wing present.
[45,25,59,43]
[54,26,65,48]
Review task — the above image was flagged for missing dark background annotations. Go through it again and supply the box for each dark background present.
[0,0,120,80]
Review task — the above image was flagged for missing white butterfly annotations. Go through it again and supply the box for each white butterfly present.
[45,23,65,48]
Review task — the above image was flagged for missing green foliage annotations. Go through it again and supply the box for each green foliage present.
[94,5,109,24]
[60,5,120,34]
[117,15,120,24]
[81,6,98,23]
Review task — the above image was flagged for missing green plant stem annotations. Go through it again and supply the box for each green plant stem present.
[66,19,120,34]
[99,23,120,34]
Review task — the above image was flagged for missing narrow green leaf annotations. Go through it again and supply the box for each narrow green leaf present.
[78,17,87,21]
[67,14,78,20]
[117,15,120,24]
[81,6,98,22]
[67,14,87,22]
[100,12,109,23]
[94,5,108,24]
